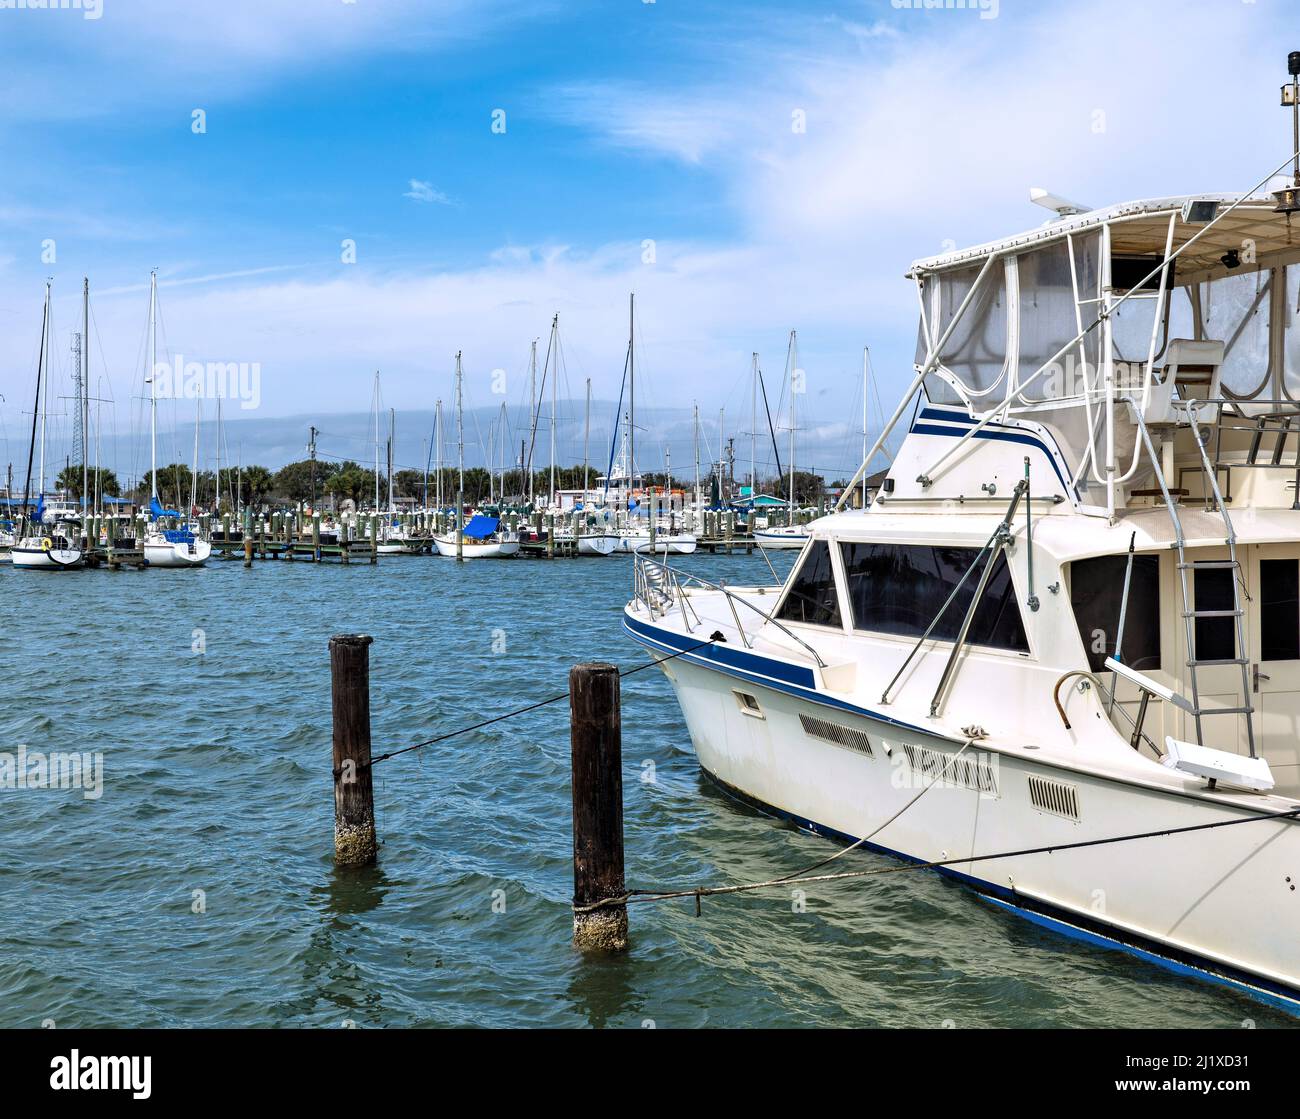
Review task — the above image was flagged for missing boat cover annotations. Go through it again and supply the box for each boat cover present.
[462,514,500,539]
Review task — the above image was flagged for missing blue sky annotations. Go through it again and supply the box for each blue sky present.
[0,0,1296,483]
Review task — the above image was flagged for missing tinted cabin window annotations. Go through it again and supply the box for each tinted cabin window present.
[1261,559,1300,662]
[839,543,1029,653]
[775,540,841,627]
[1070,555,1161,673]
[1194,567,1236,663]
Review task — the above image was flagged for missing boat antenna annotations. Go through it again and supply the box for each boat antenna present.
[1275,50,1300,214]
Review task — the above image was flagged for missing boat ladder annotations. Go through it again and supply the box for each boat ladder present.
[1135,405,1257,756]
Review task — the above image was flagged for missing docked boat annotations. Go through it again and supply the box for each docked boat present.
[753,523,811,550]
[12,529,83,569]
[576,530,618,556]
[141,275,209,569]
[625,61,1300,1012]
[615,527,698,555]
[11,285,83,571]
[143,524,212,568]
[434,513,520,558]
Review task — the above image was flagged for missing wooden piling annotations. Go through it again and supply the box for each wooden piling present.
[243,535,253,567]
[330,634,378,867]
[570,662,628,951]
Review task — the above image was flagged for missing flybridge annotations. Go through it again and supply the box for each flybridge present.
[838,53,1300,516]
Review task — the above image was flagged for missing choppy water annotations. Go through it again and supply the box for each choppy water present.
[0,549,1291,1028]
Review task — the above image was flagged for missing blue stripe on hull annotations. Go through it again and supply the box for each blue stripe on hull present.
[622,612,940,740]
[699,765,1300,1017]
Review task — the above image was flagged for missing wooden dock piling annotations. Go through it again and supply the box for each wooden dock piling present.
[330,634,378,866]
[570,662,628,951]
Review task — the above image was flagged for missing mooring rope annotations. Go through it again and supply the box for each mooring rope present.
[575,805,1300,914]
[767,737,978,885]
[352,634,722,773]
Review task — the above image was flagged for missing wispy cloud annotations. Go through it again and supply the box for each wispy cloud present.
[402,180,452,205]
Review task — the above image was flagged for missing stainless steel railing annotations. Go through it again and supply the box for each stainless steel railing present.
[632,554,827,669]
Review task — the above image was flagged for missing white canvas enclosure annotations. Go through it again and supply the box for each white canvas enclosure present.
[910,195,1300,513]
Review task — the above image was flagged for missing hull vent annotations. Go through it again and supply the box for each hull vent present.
[902,743,998,795]
[1027,775,1080,820]
[800,713,873,757]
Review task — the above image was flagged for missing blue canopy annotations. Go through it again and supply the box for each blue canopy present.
[149,496,180,521]
[462,514,500,540]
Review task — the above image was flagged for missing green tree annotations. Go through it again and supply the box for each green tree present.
[137,463,193,509]
[273,459,338,502]
[325,461,382,505]
[56,465,121,500]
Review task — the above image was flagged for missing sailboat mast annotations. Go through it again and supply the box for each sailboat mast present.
[387,407,394,512]
[549,314,558,507]
[750,353,757,496]
[38,280,52,499]
[582,377,590,494]
[528,339,537,504]
[191,400,200,515]
[149,271,157,502]
[215,398,223,511]
[82,277,90,510]
[435,399,443,509]
[20,287,49,533]
[628,293,635,502]
[788,330,797,517]
[693,402,700,513]
[455,351,464,493]
[372,371,380,512]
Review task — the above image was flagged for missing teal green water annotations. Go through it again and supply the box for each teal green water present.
[0,551,1292,1028]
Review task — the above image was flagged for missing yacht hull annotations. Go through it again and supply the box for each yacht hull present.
[625,610,1300,1013]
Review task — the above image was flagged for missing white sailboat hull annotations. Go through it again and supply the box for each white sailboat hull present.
[753,527,811,550]
[12,545,83,569]
[576,534,618,556]
[617,532,697,555]
[434,536,520,559]
[144,536,211,568]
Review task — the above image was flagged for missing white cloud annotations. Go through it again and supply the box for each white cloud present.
[402,180,452,205]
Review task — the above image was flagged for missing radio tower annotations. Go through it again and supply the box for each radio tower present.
[71,331,85,473]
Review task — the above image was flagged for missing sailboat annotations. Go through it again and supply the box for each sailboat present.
[141,272,211,568]
[434,352,520,559]
[607,294,695,555]
[13,282,84,570]
[753,330,812,550]
[374,402,413,554]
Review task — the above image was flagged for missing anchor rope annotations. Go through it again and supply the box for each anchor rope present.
[575,804,1300,913]
[344,634,722,775]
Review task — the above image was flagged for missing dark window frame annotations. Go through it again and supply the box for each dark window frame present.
[1260,558,1300,663]
[1068,553,1162,673]
[774,539,843,629]
[838,541,1031,654]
